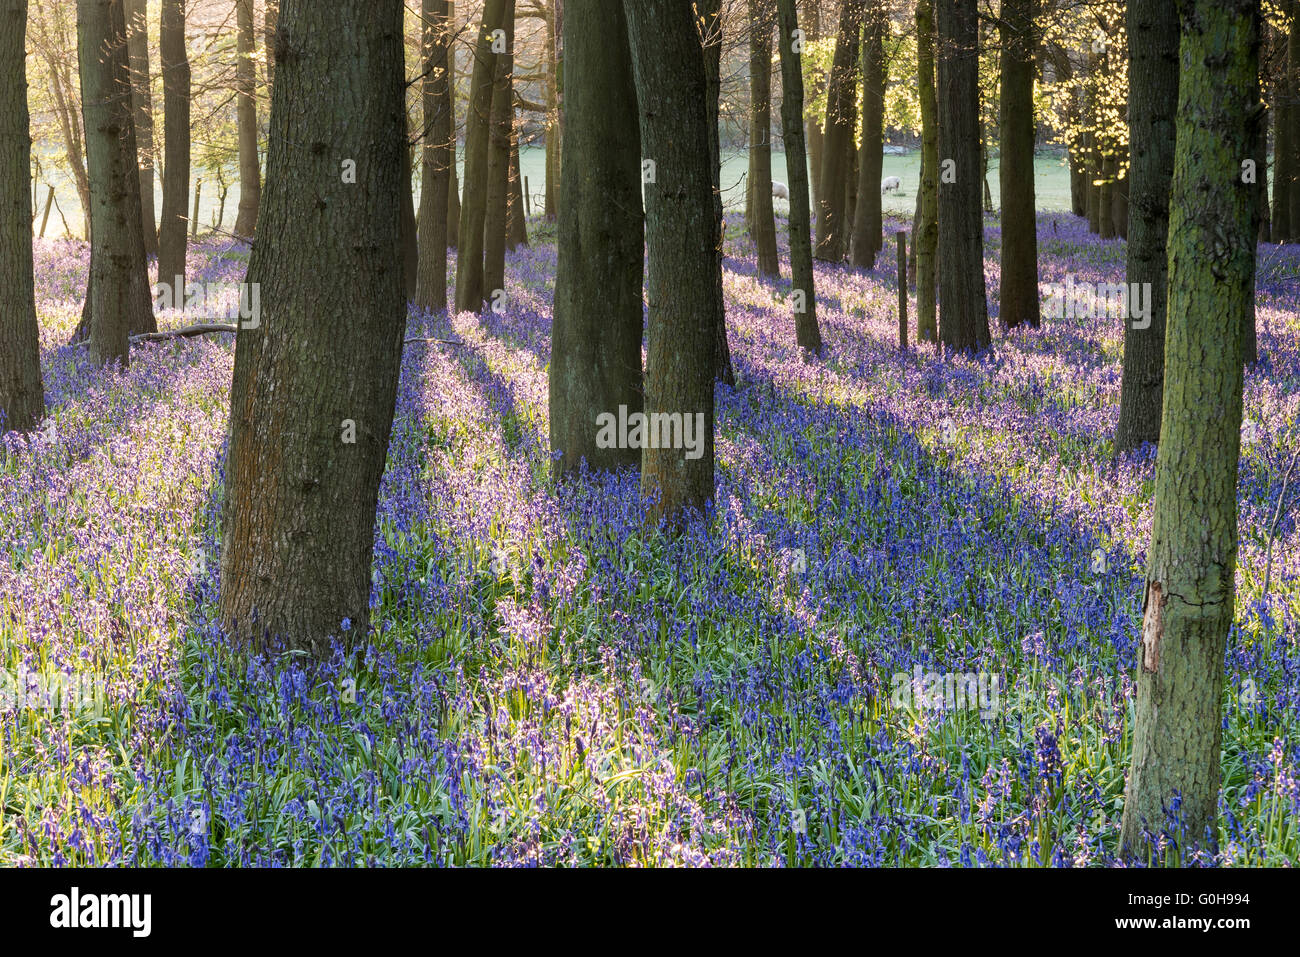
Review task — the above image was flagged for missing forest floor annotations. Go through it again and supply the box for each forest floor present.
[2,213,1298,866]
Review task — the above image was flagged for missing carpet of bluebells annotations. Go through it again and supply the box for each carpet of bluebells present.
[1,211,1298,867]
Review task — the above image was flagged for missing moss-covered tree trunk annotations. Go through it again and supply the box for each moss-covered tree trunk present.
[1120,0,1260,859]
[998,0,1039,329]
[776,0,821,356]
[814,0,864,262]
[624,0,719,527]
[78,0,155,365]
[157,0,189,290]
[851,7,884,269]
[0,0,43,434]
[1114,0,1179,455]
[748,0,780,279]
[916,0,938,343]
[454,0,507,311]
[415,0,451,313]
[233,0,260,238]
[219,0,408,655]
[549,0,643,479]
[935,0,988,353]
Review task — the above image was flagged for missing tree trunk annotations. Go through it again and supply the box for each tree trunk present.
[806,1,823,216]
[77,0,155,364]
[777,0,821,356]
[698,0,734,387]
[446,0,460,247]
[1288,5,1300,238]
[935,0,988,353]
[1099,151,1116,238]
[916,0,938,342]
[1114,0,1178,455]
[1256,97,1271,241]
[506,131,528,249]
[624,0,719,527]
[454,0,507,312]
[1274,46,1292,241]
[233,0,260,238]
[999,0,1039,329]
[0,0,44,433]
[543,0,559,222]
[415,0,452,313]
[264,0,279,92]
[400,110,419,300]
[549,0,643,479]
[1113,156,1129,239]
[815,0,864,262]
[219,0,408,655]
[851,7,884,269]
[748,0,780,278]
[482,0,515,301]
[157,0,189,289]
[1120,0,1260,858]
[124,0,155,256]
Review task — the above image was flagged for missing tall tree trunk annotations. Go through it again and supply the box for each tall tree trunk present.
[1288,5,1300,238]
[264,0,279,92]
[916,0,938,342]
[507,132,528,248]
[1114,0,1178,455]
[219,0,408,655]
[624,0,719,527]
[1113,155,1129,239]
[543,0,559,221]
[851,7,884,269]
[777,0,821,355]
[815,0,864,262]
[446,0,460,248]
[1099,152,1116,238]
[999,0,1039,329]
[935,0,988,353]
[1273,32,1292,242]
[0,0,44,434]
[1256,95,1271,241]
[77,0,154,363]
[748,0,780,278]
[1120,0,1260,858]
[157,0,189,289]
[698,0,734,387]
[454,0,507,312]
[124,0,155,256]
[232,0,260,238]
[415,0,452,313]
[549,0,643,479]
[400,110,419,300]
[806,0,824,216]
[482,0,515,303]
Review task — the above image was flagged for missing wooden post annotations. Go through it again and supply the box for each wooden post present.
[524,175,531,217]
[191,178,202,239]
[38,186,54,239]
[896,230,907,351]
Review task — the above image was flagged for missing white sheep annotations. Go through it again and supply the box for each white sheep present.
[771,180,790,201]
[881,176,901,194]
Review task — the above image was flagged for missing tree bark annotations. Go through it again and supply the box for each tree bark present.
[999,0,1039,329]
[624,0,719,527]
[232,0,260,238]
[124,0,155,256]
[157,0,189,289]
[815,0,864,262]
[454,0,507,312]
[935,0,988,353]
[549,0,643,479]
[748,0,780,279]
[1120,0,1260,858]
[506,133,528,249]
[806,1,823,216]
[0,0,44,433]
[698,0,734,386]
[482,0,515,302]
[219,0,408,655]
[916,0,938,342]
[776,0,820,356]
[1114,0,1178,455]
[77,0,155,364]
[851,7,884,269]
[415,0,452,313]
